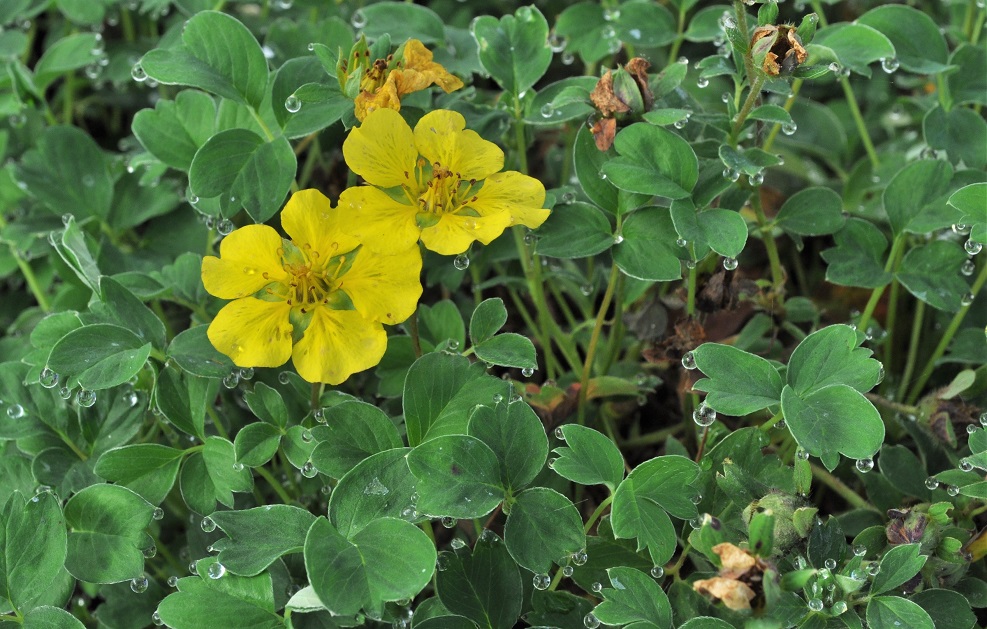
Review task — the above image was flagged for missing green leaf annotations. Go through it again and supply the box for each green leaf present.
[180,437,253,514]
[948,44,987,107]
[678,619,735,629]
[593,567,672,627]
[95,277,167,350]
[233,422,281,468]
[504,487,585,574]
[602,124,698,199]
[470,298,508,344]
[33,33,101,90]
[188,129,296,224]
[407,435,504,519]
[856,5,950,74]
[555,3,613,64]
[896,241,971,312]
[611,456,700,565]
[473,334,537,371]
[22,606,85,629]
[155,365,215,438]
[924,105,987,170]
[94,445,183,505]
[866,596,934,629]
[471,6,551,97]
[357,2,445,44]
[403,353,508,446]
[573,125,618,212]
[551,424,625,492]
[328,448,418,538]
[614,2,676,47]
[949,182,987,221]
[243,382,288,430]
[614,206,682,281]
[157,560,281,629]
[141,11,269,109]
[14,126,112,220]
[775,187,845,236]
[435,532,522,629]
[525,77,597,127]
[870,543,927,596]
[209,505,316,577]
[812,23,895,77]
[468,401,548,492]
[692,344,784,416]
[911,589,978,629]
[718,145,783,178]
[670,205,749,259]
[132,90,217,172]
[305,516,435,615]
[821,218,892,288]
[310,401,402,478]
[748,104,794,126]
[0,492,67,609]
[884,159,954,236]
[787,324,882,395]
[272,59,350,139]
[781,384,884,471]
[63,484,153,584]
[168,325,235,379]
[46,324,151,391]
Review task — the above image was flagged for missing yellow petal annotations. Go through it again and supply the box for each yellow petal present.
[467,171,550,229]
[281,189,360,265]
[291,307,386,385]
[354,78,402,122]
[413,110,503,180]
[343,108,417,188]
[207,298,293,367]
[340,244,423,324]
[201,225,287,299]
[401,40,464,93]
[337,186,421,252]
[419,212,512,256]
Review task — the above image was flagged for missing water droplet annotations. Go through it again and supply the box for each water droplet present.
[548,32,567,53]
[782,122,798,136]
[961,292,975,307]
[676,237,688,247]
[824,558,837,570]
[151,507,164,521]
[968,424,979,435]
[84,62,102,80]
[748,171,764,186]
[947,484,960,497]
[961,259,976,276]
[691,493,703,505]
[284,94,301,113]
[924,476,939,490]
[876,366,885,384]
[953,223,972,235]
[980,411,987,427]
[351,9,367,28]
[722,167,741,182]
[492,393,504,404]
[681,351,697,370]
[301,461,318,478]
[200,516,217,533]
[131,63,147,82]
[217,219,234,236]
[143,545,157,559]
[554,426,566,440]
[59,386,73,400]
[453,254,470,270]
[723,257,738,271]
[601,25,616,39]
[697,76,709,89]
[436,554,449,571]
[125,391,140,407]
[274,0,292,9]
[130,576,149,593]
[521,367,535,377]
[965,239,983,255]
[222,371,240,389]
[855,458,874,473]
[650,565,664,578]
[807,598,824,612]
[562,565,574,577]
[76,389,96,408]
[591,581,603,593]
[532,573,551,590]
[584,612,601,628]
[689,515,703,529]
[880,57,899,73]
[561,51,575,65]
[167,575,179,587]
[547,457,557,469]
[612,233,624,244]
[540,103,555,118]
[693,402,716,427]
[6,404,24,419]
[571,549,588,565]
[674,119,687,129]
[301,429,313,443]
[207,562,226,579]
[441,516,457,529]
[960,458,974,472]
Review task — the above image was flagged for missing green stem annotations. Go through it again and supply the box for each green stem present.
[249,106,276,142]
[730,74,766,145]
[762,79,802,153]
[577,263,621,425]
[205,405,229,441]
[408,309,423,359]
[809,0,830,27]
[55,429,88,461]
[686,255,697,317]
[620,424,684,448]
[667,5,687,64]
[584,495,614,534]
[880,277,900,393]
[759,411,784,432]
[0,217,51,311]
[907,261,987,405]
[255,465,294,504]
[511,229,559,380]
[864,392,918,417]
[809,463,878,512]
[896,299,924,402]
[753,191,784,290]
[310,383,322,412]
[839,77,880,170]
[857,235,905,334]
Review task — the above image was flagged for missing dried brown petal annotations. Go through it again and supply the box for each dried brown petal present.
[694,577,756,610]
[590,71,630,117]
[591,117,617,151]
[625,57,654,110]
[712,542,757,579]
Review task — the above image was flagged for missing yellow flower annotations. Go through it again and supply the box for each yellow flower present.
[338,108,550,256]
[201,189,422,385]
[351,39,464,122]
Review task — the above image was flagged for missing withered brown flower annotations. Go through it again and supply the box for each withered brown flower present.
[751,25,807,76]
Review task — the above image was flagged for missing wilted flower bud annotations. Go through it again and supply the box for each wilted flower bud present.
[589,57,654,150]
[750,24,807,77]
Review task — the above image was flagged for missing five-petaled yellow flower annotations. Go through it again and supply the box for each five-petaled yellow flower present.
[201,189,422,385]
[353,39,463,122]
[338,108,550,255]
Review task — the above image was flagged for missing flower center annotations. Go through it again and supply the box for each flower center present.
[413,159,480,216]
[266,243,350,311]
[360,57,393,94]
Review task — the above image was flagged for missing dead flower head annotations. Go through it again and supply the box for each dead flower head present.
[589,57,654,151]
[693,542,767,610]
[751,25,807,77]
